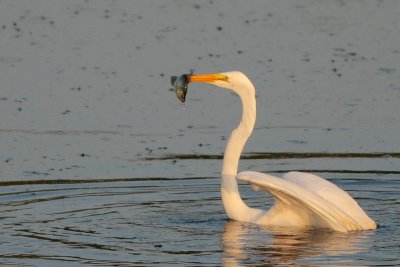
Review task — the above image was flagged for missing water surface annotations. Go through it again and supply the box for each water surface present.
[1,169,399,266]
[1,0,399,266]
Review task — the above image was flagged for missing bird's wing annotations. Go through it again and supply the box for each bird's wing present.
[237,171,370,232]
[282,171,376,229]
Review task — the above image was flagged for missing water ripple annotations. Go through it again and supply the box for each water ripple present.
[0,175,399,266]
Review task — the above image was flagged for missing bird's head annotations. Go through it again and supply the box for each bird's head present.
[171,71,255,103]
[188,71,252,92]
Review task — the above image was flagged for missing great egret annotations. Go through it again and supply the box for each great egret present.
[175,71,376,232]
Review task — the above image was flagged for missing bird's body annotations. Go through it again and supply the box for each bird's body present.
[181,71,376,232]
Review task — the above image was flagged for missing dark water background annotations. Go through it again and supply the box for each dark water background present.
[1,0,399,266]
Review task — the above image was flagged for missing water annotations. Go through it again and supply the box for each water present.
[1,0,400,266]
[1,170,399,266]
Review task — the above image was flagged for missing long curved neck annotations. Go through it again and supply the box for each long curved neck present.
[221,81,261,222]
[222,86,256,176]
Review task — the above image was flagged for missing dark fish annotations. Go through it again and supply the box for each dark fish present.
[170,74,190,102]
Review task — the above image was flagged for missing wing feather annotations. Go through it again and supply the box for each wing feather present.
[282,171,375,228]
[237,171,375,232]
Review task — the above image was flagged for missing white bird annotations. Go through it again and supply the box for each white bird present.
[183,71,376,233]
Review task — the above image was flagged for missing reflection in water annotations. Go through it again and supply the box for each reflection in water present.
[0,176,397,266]
[221,220,372,266]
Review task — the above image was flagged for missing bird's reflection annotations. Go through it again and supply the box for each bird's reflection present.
[221,220,372,266]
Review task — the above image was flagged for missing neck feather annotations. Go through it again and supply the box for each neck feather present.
[220,80,258,221]
[221,85,256,176]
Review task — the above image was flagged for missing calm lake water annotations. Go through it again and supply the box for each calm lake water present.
[1,0,399,266]
[1,169,399,266]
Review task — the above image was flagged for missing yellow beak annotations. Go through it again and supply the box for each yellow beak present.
[189,73,228,83]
